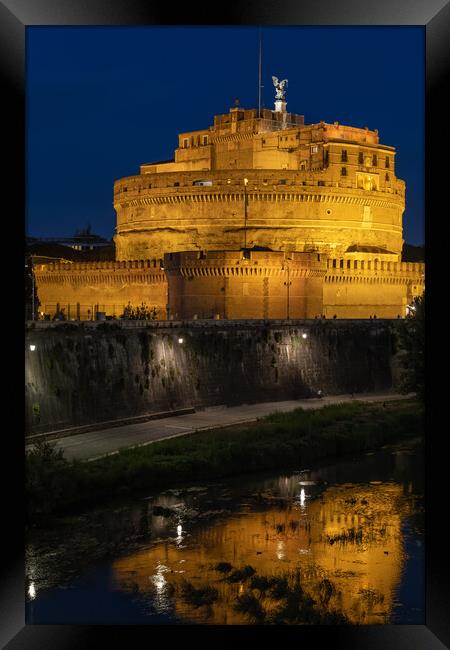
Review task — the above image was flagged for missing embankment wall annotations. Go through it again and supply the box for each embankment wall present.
[25,320,397,434]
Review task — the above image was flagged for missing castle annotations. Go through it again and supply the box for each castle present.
[33,81,424,320]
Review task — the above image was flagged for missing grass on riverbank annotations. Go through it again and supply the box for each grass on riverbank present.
[26,399,423,523]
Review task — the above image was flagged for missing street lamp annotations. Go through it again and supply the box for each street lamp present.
[283,257,292,319]
[243,178,248,250]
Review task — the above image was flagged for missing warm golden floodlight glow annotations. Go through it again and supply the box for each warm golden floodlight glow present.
[112,480,412,625]
[33,102,425,321]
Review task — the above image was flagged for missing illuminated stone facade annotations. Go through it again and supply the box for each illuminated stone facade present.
[114,107,404,260]
[164,250,326,320]
[34,101,424,320]
[34,259,166,320]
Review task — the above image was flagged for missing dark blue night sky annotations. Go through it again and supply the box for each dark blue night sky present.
[26,26,424,245]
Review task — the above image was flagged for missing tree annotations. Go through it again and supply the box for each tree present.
[120,302,158,320]
[395,293,424,401]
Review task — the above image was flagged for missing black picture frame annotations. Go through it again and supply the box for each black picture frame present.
[3,1,449,647]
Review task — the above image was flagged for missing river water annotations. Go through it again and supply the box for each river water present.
[26,438,424,625]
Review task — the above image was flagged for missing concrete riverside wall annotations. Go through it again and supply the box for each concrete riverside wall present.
[25,320,396,435]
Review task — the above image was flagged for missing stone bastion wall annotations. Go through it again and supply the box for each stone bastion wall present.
[25,320,398,435]
[33,259,167,320]
[33,256,424,321]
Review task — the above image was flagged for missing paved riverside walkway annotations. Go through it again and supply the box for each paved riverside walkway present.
[26,392,410,462]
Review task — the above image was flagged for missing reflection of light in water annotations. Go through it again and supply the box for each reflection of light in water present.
[112,479,416,625]
[300,488,306,507]
[152,571,166,591]
[28,582,36,600]
[150,562,170,613]
[277,541,285,560]
[176,524,183,546]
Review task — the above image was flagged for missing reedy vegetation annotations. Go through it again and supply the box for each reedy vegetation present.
[26,399,423,523]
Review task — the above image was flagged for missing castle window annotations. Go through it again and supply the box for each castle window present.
[174,182,180,187]
[358,152,364,164]
[183,138,189,148]
[372,154,377,166]
[279,179,287,185]
[385,173,390,182]
[311,145,318,154]
[318,180,325,186]
[202,135,209,145]
[385,156,390,168]
[193,179,213,186]
[341,149,348,162]
[341,167,347,176]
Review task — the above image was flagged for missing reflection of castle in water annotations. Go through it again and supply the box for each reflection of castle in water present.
[112,478,410,625]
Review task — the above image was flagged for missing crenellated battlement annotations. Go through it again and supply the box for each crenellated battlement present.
[34,261,166,287]
[164,250,327,281]
[326,259,424,276]
[114,170,405,201]
[35,259,162,272]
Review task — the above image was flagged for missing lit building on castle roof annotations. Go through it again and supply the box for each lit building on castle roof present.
[33,81,424,321]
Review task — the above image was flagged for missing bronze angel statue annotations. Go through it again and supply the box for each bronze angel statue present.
[272,76,288,100]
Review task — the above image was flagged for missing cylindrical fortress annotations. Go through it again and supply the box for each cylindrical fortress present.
[113,105,405,261]
[114,170,404,260]
[33,103,422,322]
